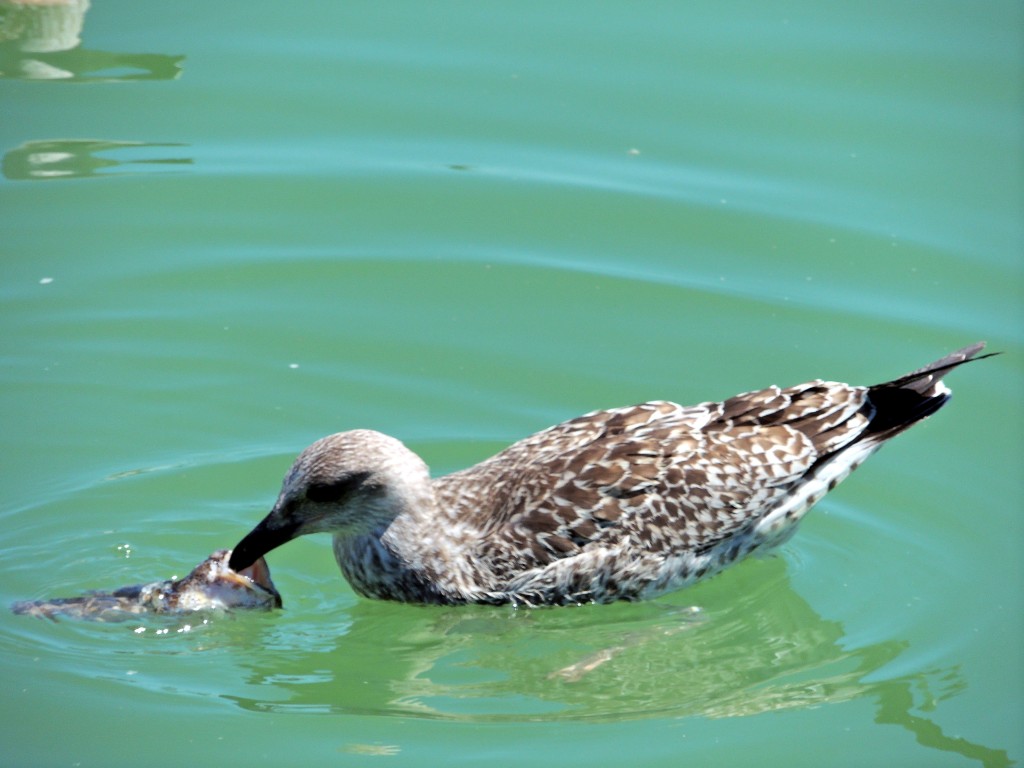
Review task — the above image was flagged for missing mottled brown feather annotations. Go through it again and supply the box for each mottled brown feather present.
[227,343,992,605]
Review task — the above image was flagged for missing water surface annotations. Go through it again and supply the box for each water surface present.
[2,2,1021,766]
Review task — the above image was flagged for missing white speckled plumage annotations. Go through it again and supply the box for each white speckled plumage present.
[229,343,990,606]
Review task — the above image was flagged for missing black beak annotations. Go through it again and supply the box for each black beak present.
[228,514,300,572]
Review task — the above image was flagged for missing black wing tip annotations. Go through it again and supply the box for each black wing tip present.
[882,341,997,393]
[864,341,994,439]
[920,341,998,371]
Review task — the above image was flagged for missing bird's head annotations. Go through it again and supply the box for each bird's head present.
[228,430,430,572]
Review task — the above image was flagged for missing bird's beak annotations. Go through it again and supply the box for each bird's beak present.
[228,512,300,572]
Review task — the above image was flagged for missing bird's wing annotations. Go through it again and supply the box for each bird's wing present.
[458,382,871,581]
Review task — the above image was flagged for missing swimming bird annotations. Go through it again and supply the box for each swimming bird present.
[228,343,990,606]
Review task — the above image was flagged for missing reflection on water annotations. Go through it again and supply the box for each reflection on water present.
[2,139,192,180]
[222,560,1010,767]
[0,0,181,80]
[0,0,88,53]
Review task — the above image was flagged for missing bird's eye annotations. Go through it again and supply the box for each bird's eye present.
[305,471,372,503]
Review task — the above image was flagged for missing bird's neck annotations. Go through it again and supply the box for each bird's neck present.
[331,481,489,603]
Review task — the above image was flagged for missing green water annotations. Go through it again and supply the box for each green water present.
[2,1,1021,766]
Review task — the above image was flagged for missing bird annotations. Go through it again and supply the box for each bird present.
[228,342,991,606]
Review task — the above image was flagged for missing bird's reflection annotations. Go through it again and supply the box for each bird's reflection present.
[0,0,182,81]
[2,139,191,180]
[222,558,1010,767]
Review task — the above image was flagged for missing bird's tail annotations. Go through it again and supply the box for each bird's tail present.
[864,341,994,440]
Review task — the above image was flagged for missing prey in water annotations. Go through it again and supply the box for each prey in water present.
[11,549,281,622]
